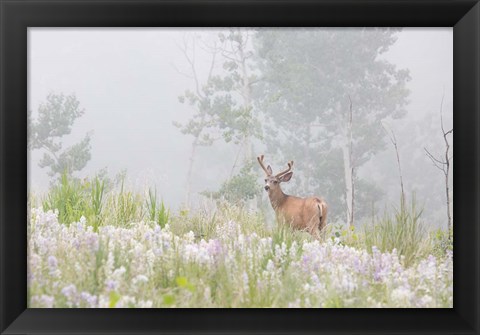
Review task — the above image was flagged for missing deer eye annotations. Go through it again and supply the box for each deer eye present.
[264,179,267,182]
[273,180,278,184]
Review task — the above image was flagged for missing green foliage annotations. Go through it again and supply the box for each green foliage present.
[109,291,121,308]
[175,30,262,146]
[176,276,196,293]
[162,294,175,306]
[29,93,92,181]
[174,30,263,208]
[203,162,261,204]
[431,228,453,258]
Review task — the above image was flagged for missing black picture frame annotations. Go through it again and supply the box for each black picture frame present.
[1,0,479,334]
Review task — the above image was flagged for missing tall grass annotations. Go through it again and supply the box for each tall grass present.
[41,172,162,229]
[42,173,87,225]
[89,176,106,231]
[362,195,430,267]
[107,179,144,227]
[145,188,170,228]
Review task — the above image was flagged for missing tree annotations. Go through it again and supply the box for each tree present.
[174,34,220,206]
[424,96,453,240]
[383,122,406,204]
[28,93,92,182]
[174,29,262,205]
[201,160,262,204]
[214,29,262,164]
[255,28,410,224]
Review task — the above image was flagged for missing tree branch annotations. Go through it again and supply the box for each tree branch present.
[424,148,447,174]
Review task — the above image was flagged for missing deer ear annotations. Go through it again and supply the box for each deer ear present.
[279,171,293,182]
[267,165,273,175]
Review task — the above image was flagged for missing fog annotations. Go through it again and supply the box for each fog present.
[28,28,452,228]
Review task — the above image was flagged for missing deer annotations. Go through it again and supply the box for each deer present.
[257,155,328,238]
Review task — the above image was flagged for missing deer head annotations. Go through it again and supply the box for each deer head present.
[257,154,294,194]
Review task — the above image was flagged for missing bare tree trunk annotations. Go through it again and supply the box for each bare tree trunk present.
[348,100,355,227]
[238,30,253,165]
[342,144,354,227]
[303,124,312,194]
[424,95,453,241]
[343,98,355,227]
[383,122,406,212]
[445,164,452,239]
[395,142,405,207]
[185,138,199,208]
[237,29,257,211]
[442,115,453,241]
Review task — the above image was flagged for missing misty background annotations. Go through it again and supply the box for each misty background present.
[28,28,452,229]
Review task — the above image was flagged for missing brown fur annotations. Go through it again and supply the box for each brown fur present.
[268,186,328,238]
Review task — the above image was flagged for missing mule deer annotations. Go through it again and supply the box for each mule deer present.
[257,155,328,238]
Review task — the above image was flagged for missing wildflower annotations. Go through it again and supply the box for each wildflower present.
[242,272,249,293]
[105,279,118,292]
[80,292,98,308]
[47,255,57,270]
[132,274,149,286]
[112,266,126,278]
[30,294,55,308]
[184,231,195,243]
[288,299,301,308]
[207,239,223,257]
[61,284,78,306]
[137,300,153,308]
[85,232,99,252]
[47,255,61,278]
[61,284,77,298]
[266,259,275,272]
[27,206,453,308]
[204,287,211,302]
[391,286,413,304]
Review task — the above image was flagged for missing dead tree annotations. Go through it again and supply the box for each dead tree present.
[382,123,406,207]
[424,96,453,241]
[343,96,355,227]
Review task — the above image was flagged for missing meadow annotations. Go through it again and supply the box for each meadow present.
[28,174,453,308]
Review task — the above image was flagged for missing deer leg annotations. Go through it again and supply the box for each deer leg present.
[317,204,323,231]
[305,212,320,239]
[317,201,328,231]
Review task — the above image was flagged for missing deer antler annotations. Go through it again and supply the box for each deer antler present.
[257,155,271,176]
[276,161,294,178]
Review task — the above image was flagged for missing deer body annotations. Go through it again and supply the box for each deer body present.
[258,155,328,237]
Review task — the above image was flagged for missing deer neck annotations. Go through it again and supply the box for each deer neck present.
[268,187,288,210]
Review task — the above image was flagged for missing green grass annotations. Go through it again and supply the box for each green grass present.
[362,195,430,267]
[42,172,88,226]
